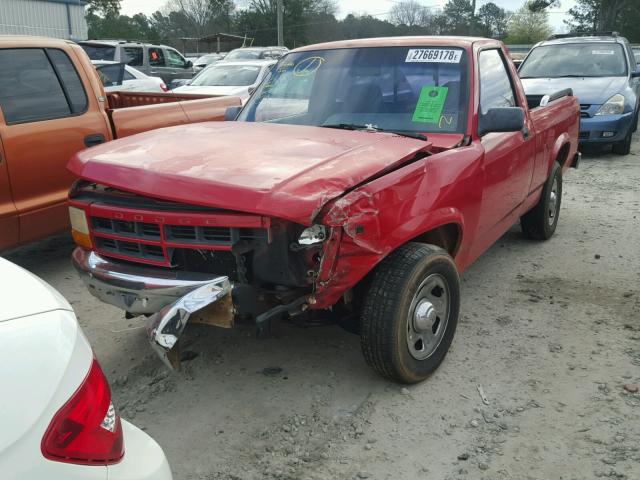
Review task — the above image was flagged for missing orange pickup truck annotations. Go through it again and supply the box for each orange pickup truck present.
[0,36,240,251]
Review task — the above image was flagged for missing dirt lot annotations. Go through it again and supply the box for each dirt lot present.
[6,135,640,480]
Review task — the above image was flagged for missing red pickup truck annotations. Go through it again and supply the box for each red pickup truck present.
[68,37,580,383]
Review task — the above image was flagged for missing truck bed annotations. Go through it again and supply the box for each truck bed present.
[106,92,242,138]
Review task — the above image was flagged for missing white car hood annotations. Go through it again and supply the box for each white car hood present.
[172,85,249,97]
[0,258,72,322]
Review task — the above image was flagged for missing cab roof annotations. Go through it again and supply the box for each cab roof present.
[292,36,500,53]
[0,35,74,48]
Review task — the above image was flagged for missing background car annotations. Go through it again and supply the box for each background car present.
[193,52,226,73]
[93,61,168,93]
[173,59,276,101]
[519,33,640,155]
[0,257,173,480]
[509,51,527,68]
[221,46,288,62]
[633,45,640,64]
[79,40,194,83]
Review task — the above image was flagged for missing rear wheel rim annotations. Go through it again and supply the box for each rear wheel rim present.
[548,176,559,226]
[407,273,450,360]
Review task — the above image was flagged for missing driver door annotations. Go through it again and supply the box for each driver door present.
[477,48,534,241]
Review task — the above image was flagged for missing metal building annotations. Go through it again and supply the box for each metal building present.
[0,0,88,40]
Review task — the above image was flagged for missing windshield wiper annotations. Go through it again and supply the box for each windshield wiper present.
[521,74,589,79]
[322,123,428,141]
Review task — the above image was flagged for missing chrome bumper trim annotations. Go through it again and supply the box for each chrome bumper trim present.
[72,248,232,368]
[72,248,229,314]
[146,279,231,369]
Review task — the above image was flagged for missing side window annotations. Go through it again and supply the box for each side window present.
[166,49,187,68]
[479,49,516,114]
[0,48,72,124]
[123,47,143,66]
[148,48,165,67]
[47,49,88,114]
[123,70,136,81]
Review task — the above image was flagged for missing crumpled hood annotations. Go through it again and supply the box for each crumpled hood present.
[521,76,628,105]
[69,122,431,225]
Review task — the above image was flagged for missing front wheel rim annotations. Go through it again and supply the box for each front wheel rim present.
[548,176,559,226]
[406,273,450,360]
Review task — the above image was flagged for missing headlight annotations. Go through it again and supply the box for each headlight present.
[69,206,92,249]
[595,94,625,116]
[298,225,326,245]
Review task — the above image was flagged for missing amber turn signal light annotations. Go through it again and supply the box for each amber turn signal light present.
[69,206,93,249]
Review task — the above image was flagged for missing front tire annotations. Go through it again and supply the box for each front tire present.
[360,243,460,384]
[521,161,562,240]
[612,127,633,155]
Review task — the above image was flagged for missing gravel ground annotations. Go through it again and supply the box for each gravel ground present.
[5,135,640,480]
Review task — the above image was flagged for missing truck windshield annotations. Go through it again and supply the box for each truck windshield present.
[238,47,469,134]
[519,43,628,78]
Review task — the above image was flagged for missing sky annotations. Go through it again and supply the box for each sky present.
[120,0,576,33]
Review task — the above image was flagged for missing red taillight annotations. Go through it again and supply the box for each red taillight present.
[42,358,124,465]
[160,82,168,92]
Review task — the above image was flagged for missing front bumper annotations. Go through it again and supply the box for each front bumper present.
[579,111,634,143]
[71,248,230,315]
[72,248,231,367]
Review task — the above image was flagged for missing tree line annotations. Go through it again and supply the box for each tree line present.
[86,0,639,53]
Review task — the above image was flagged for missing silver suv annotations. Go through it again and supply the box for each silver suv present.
[79,40,194,83]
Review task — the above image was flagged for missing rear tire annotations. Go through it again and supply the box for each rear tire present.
[612,128,632,155]
[360,243,460,384]
[521,161,562,240]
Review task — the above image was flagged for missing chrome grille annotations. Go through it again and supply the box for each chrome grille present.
[90,215,269,265]
[93,217,161,240]
[96,237,165,261]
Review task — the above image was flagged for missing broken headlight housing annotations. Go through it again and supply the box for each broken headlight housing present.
[298,225,327,245]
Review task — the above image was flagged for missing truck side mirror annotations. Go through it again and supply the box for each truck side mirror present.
[224,106,242,121]
[631,66,640,78]
[478,107,525,137]
[186,60,193,69]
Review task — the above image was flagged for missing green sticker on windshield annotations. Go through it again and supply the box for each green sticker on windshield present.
[412,86,448,123]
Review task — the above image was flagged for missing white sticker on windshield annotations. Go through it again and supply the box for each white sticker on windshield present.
[592,50,615,55]
[406,49,462,63]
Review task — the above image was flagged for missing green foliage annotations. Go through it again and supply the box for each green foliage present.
[506,2,552,44]
[86,0,121,17]
[83,0,636,51]
[565,0,639,42]
[87,13,162,42]
[527,0,560,12]
[477,2,508,38]
[441,0,477,35]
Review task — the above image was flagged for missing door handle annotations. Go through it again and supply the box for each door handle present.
[84,134,106,148]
